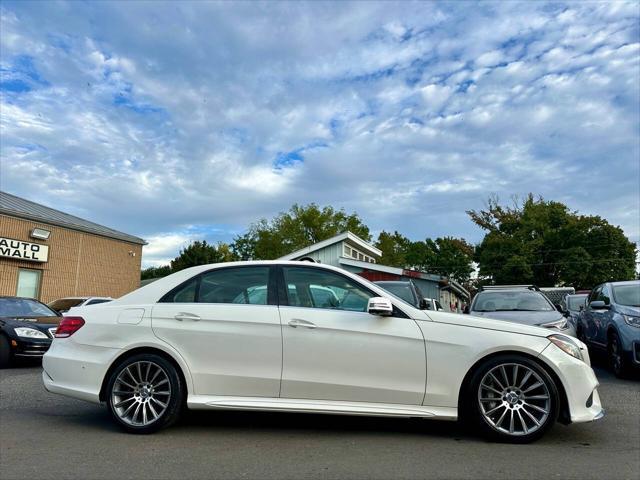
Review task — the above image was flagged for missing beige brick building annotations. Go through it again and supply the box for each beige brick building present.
[0,191,145,303]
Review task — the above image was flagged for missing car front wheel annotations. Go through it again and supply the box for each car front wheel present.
[106,353,184,434]
[467,355,559,443]
[608,332,628,378]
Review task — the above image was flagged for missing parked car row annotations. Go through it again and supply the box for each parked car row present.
[0,295,112,368]
[461,281,640,379]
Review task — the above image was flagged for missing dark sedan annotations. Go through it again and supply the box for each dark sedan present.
[0,296,61,368]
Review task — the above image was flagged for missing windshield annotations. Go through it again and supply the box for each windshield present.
[472,291,554,312]
[48,298,84,312]
[375,283,416,306]
[0,297,58,317]
[566,294,588,311]
[612,284,640,307]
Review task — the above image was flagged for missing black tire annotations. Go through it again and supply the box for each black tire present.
[106,353,184,434]
[465,354,559,444]
[0,335,11,369]
[608,331,628,378]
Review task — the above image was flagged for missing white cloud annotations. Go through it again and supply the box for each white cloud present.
[0,0,638,266]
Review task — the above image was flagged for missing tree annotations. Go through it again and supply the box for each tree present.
[375,231,411,268]
[231,203,371,260]
[170,240,236,272]
[375,231,475,283]
[141,265,172,281]
[468,195,637,289]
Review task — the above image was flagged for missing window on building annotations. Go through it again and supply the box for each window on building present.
[16,269,42,299]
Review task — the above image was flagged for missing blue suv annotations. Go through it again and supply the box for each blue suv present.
[578,280,640,377]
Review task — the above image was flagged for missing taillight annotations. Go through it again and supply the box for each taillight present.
[55,316,85,338]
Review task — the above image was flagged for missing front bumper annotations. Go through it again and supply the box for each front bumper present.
[539,341,604,424]
[11,337,52,357]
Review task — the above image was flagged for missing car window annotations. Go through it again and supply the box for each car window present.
[612,283,640,307]
[600,285,611,305]
[48,298,84,311]
[0,297,58,317]
[566,295,587,311]
[472,291,554,312]
[165,278,198,303]
[199,267,270,304]
[376,284,415,306]
[85,299,111,306]
[588,286,602,304]
[283,266,373,312]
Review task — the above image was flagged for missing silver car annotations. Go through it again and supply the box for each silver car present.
[468,285,576,336]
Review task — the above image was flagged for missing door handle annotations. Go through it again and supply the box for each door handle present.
[174,312,201,322]
[288,318,317,329]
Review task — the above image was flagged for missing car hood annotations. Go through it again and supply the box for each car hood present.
[0,316,61,330]
[415,311,553,337]
[469,310,564,326]
[617,305,640,316]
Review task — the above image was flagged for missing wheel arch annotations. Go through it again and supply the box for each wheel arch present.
[99,346,190,402]
[457,350,571,425]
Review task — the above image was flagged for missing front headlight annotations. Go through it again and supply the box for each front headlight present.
[623,315,640,328]
[548,334,584,362]
[14,327,49,339]
[541,318,569,330]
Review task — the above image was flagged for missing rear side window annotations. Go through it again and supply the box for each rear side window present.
[160,267,271,304]
[199,267,269,304]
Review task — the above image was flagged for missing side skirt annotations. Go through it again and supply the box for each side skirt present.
[187,395,458,420]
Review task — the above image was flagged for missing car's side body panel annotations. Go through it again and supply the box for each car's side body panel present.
[151,303,282,397]
[278,305,426,405]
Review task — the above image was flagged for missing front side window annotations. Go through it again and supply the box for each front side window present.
[566,295,587,311]
[282,266,373,312]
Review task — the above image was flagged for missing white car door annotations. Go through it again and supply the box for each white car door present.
[151,265,282,397]
[278,266,426,405]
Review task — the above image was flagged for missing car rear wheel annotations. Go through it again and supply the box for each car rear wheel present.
[467,355,559,443]
[0,335,11,369]
[106,353,184,434]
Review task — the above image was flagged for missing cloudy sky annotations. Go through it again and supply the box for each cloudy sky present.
[1,1,638,267]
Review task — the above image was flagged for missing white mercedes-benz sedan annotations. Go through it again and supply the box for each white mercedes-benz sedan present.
[43,261,603,442]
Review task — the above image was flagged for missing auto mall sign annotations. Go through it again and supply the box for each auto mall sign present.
[0,237,49,262]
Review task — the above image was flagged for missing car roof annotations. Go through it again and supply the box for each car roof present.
[607,280,640,286]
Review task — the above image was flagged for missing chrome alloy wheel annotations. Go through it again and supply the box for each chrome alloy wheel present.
[111,361,171,427]
[477,363,551,437]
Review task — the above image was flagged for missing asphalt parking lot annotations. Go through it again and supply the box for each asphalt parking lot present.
[1,359,638,480]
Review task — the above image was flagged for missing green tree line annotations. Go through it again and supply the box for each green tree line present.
[142,197,638,290]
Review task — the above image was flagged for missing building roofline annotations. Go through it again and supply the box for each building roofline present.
[278,231,381,261]
[0,191,147,245]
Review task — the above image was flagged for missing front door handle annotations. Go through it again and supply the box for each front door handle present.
[174,312,201,322]
[288,318,317,329]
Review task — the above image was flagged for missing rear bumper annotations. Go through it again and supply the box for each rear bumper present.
[42,339,120,404]
[539,341,604,424]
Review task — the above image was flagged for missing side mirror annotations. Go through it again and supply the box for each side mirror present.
[463,305,470,314]
[367,297,393,316]
[589,300,609,310]
[419,298,428,310]
[555,304,564,313]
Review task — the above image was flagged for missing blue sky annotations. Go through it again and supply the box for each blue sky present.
[1,1,638,267]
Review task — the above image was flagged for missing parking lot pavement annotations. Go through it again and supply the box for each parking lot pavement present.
[1,361,638,480]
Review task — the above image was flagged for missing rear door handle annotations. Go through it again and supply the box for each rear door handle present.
[288,318,317,329]
[174,312,201,322]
